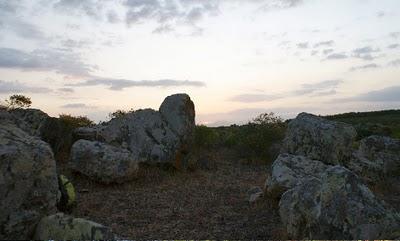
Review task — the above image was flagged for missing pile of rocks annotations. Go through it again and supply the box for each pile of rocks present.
[0,93,195,239]
[265,113,400,239]
[70,93,195,183]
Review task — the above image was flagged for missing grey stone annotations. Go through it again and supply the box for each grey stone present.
[347,135,400,183]
[0,122,59,239]
[281,113,357,165]
[70,140,139,184]
[34,213,115,240]
[265,153,330,198]
[72,94,195,169]
[279,166,400,239]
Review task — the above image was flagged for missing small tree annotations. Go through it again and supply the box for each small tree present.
[252,112,283,126]
[59,114,95,128]
[5,94,32,109]
[108,108,135,119]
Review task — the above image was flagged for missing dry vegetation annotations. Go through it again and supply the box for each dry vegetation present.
[59,148,286,239]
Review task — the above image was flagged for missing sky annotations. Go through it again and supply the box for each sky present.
[0,0,399,126]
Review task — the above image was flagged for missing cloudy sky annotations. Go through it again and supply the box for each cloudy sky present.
[0,0,399,126]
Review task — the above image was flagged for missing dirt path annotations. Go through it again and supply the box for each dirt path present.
[61,150,285,239]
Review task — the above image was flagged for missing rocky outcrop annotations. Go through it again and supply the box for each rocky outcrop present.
[265,153,330,198]
[70,140,139,184]
[279,166,400,239]
[8,108,50,136]
[0,122,59,239]
[72,94,195,171]
[348,135,400,183]
[34,213,115,240]
[281,113,357,165]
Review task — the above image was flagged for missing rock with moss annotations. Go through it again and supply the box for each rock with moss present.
[73,93,195,169]
[34,213,115,240]
[265,153,330,198]
[279,166,400,239]
[348,135,400,183]
[0,122,59,239]
[281,113,357,165]
[70,139,139,183]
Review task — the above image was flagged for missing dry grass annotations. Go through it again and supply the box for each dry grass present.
[58,148,285,239]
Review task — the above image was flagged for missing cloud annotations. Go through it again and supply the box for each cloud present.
[0,2,46,40]
[52,0,105,20]
[258,0,303,11]
[322,49,334,55]
[313,40,334,48]
[0,48,96,77]
[123,0,219,33]
[388,44,399,49]
[340,86,400,102]
[58,87,74,93]
[68,78,206,90]
[389,32,400,39]
[61,103,94,108]
[0,80,51,93]
[311,50,318,56]
[349,63,380,72]
[292,79,342,96]
[388,59,400,67]
[377,11,385,18]
[296,42,309,49]
[352,46,380,60]
[325,53,348,60]
[228,94,281,103]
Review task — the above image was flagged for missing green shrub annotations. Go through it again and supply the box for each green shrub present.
[194,125,218,149]
[59,114,94,128]
[108,108,135,119]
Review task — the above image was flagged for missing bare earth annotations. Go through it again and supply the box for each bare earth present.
[59,149,286,239]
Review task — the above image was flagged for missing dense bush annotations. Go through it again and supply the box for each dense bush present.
[194,112,287,162]
[109,108,135,119]
[59,114,95,128]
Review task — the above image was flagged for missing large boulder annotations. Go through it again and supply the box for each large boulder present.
[73,93,195,169]
[8,108,50,136]
[0,122,59,239]
[265,153,330,198]
[281,113,357,165]
[34,213,115,240]
[348,135,400,183]
[70,140,139,184]
[279,166,400,239]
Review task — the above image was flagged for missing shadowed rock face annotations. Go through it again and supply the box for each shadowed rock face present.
[71,93,195,183]
[70,140,139,184]
[0,122,59,239]
[281,113,357,165]
[279,166,400,239]
[348,135,400,183]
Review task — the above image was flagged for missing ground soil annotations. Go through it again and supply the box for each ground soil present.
[59,149,286,239]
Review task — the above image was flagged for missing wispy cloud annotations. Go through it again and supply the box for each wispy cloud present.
[296,42,309,49]
[313,40,334,48]
[0,48,96,77]
[229,94,281,103]
[293,79,343,96]
[61,103,96,109]
[0,80,51,93]
[352,46,381,61]
[388,59,400,67]
[387,44,399,49]
[349,63,380,72]
[325,53,348,60]
[68,78,206,90]
[338,86,400,102]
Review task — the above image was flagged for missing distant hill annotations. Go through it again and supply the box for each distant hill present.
[324,109,400,139]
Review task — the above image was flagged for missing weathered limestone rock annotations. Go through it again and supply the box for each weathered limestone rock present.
[34,213,115,240]
[0,122,59,239]
[70,140,139,184]
[73,94,195,170]
[279,166,400,239]
[265,153,330,198]
[347,135,400,183]
[281,113,357,165]
[8,108,50,136]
